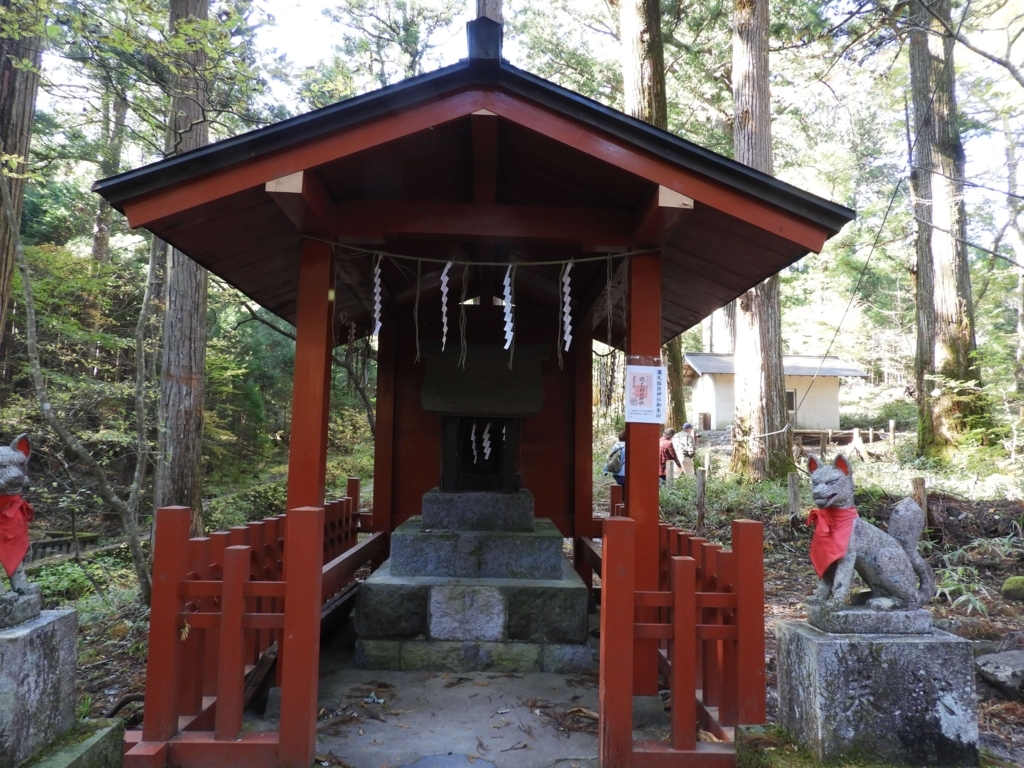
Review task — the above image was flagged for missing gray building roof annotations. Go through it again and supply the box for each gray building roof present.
[683,353,868,379]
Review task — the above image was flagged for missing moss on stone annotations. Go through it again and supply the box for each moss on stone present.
[1001,576,1024,602]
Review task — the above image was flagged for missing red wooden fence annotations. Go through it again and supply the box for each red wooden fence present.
[598,516,765,768]
[125,479,387,768]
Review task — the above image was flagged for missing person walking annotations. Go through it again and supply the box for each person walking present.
[603,429,626,487]
[679,422,697,476]
[659,428,682,486]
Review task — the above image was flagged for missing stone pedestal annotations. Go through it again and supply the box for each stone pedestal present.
[0,610,78,768]
[776,620,978,766]
[357,490,594,673]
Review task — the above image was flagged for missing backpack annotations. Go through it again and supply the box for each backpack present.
[604,443,624,475]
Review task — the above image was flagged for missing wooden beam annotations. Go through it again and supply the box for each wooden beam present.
[122,88,832,253]
[264,171,336,236]
[633,185,693,247]
[472,113,498,203]
[330,200,632,251]
[474,91,831,253]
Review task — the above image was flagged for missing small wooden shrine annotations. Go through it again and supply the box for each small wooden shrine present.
[94,17,854,768]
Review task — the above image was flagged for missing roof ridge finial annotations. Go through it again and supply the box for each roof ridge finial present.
[476,0,502,23]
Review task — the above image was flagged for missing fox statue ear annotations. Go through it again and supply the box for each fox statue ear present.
[807,455,820,473]
[11,433,30,459]
[833,454,851,477]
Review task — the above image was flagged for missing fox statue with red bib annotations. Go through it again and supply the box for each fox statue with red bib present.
[806,454,934,611]
[0,434,41,627]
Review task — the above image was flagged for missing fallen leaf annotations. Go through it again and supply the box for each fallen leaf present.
[476,736,490,753]
[500,741,530,752]
[565,707,599,720]
[358,728,364,736]
[698,729,722,742]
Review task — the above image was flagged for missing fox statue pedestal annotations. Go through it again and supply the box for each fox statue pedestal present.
[0,610,78,768]
[777,617,978,766]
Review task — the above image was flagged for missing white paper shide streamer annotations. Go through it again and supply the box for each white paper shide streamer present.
[561,261,573,351]
[482,421,492,460]
[372,257,383,337]
[502,265,514,350]
[470,420,478,464]
[440,261,453,351]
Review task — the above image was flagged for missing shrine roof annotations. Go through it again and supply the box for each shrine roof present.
[91,18,855,345]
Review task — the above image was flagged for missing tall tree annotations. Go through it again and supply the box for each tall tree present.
[619,0,686,428]
[729,0,791,480]
[0,0,43,346]
[909,0,986,455]
[154,0,210,532]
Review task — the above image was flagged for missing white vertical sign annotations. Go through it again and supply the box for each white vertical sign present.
[624,365,667,424]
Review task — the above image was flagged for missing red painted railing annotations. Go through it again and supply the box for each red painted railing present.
[124,478,387,768]
[598,516,766,768]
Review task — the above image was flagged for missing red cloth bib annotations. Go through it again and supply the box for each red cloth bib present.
[806,506,858,578]
[0,494,33,578]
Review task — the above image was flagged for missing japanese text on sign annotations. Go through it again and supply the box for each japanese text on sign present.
[624,365,666,424]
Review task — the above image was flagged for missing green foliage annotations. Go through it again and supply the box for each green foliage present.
[934,563,992,616]
[659,474,799,527]
[30,547,139,604]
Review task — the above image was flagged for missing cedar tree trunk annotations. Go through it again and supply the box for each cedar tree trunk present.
[910,0,985,455]
[0,1,42,347]
[729,0,792,480]
[155,0,210,533]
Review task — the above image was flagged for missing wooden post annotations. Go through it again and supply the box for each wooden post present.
[179,537,210,716]
[599,516,635,768]
[610,483,624,517]
[717,550,739,727]
[912,477,928,517]
[372,318,396,535]
[204,530,229,695]
[819,431,827,459]
[671,555,697,751]
[142,507,192,742]
[695,468,707,529]
[732,519,766,724]
[286,239,334,510]
[624,252,662,696]
[788,472,801,518]
[215,545,250,741]
[575,324,595,551]
[889,419,896,444]
[279,507,325,768]
[868,426,874,444]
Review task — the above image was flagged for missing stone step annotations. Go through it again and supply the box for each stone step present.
[357,559,589,645]
[389,517,564,580]
[420,488,534,532]
[354,637,596,674]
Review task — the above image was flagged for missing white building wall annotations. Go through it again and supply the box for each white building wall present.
[691,373,841,430]
[786,375,840,430]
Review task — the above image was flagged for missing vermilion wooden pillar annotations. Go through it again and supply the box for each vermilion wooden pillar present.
[574,323,595,586]
[625,252,661,696]
[371,318,396,535]
[285,239,335,510]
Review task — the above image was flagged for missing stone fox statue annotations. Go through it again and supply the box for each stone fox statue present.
[0,434,37,597]
[807,454,934,610]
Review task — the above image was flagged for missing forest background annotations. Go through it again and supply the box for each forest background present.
[0,0,1022,563]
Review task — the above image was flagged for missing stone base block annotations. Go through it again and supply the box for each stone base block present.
[0,610,78,768]
[0,589,42,630]
[807,604,933,634]
[776,620,978,766]
[357,560,588,644]
[421,489,534,532]
[355,639,595,674]
[389,518,565,580]
[25,719,124,768]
